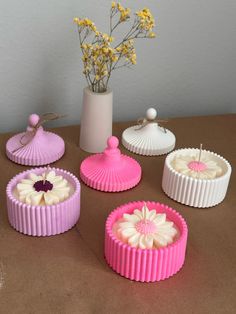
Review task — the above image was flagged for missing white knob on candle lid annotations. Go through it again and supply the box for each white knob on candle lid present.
[146,108,157,120]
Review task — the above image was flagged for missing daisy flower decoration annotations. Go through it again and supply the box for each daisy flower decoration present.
[117,203,178,249]
[171,152,223,180]
[16,169,70,206]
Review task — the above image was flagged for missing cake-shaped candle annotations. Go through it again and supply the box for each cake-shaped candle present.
[7,167,81,236]
[105,201,188,282]
[80,136,141,192]
[162,146,232,208]
[6,113,65,166]
[122,108,176,155]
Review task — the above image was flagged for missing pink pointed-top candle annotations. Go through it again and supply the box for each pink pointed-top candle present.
[80,136,142,192]
[6,114,65,166]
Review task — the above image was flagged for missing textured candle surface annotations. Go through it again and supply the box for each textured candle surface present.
[113,203,178,249]
[171,154,223,179]
[16,170,72,206]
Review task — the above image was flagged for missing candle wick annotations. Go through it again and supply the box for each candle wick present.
[143,202,147,221]
[198,143,203,163]
[43,165,50,184]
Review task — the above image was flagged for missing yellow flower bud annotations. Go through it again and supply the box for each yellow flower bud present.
[148,32,156,38]
[103,47,109,54]
[73,17,79,24]
[92,25,97,32]
[111,2,116,9]
[117,3,123,12]
[112,55,118,62]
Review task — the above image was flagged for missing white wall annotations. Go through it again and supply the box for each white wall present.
[0,0,235,132]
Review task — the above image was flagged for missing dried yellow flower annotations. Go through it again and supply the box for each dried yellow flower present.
[74,3,156,93]
[136,7,155,31]
[148,32,156,38]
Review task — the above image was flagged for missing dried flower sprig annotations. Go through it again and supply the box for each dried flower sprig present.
[74,2,156,93]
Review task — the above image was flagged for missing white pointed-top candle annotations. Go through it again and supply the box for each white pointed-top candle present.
[122,107,176,156]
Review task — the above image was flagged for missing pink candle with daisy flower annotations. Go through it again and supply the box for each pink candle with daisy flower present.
[105,201,188,282]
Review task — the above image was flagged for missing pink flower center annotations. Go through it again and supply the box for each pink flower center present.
[188,161,207,172]
[33,180,53,192]
[135,219,157,235]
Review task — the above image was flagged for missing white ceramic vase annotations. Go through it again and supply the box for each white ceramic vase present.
[79,87,113,153]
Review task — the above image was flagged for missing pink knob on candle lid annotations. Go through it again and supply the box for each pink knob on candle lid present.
[29,114,40,127]
[107,136,119,148]
[104,136,120,160]
[80,135,142,192]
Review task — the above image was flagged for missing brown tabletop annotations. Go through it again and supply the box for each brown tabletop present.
[0,114,236,314]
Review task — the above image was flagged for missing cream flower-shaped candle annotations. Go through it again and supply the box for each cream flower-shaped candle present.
[16,170,71,205]
[171,154,222,179]
[116,203,177,249]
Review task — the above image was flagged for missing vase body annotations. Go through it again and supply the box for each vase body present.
[79,87,113,153]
